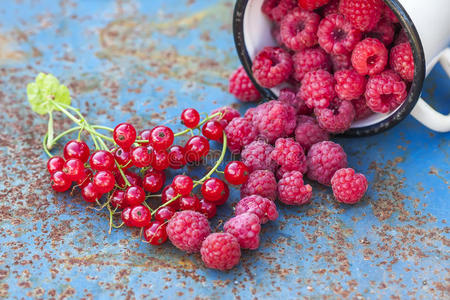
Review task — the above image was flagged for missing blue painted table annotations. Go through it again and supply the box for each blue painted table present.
[0,1,448,299]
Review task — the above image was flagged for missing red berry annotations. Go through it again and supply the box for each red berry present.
[185,136,210,163]
[365,70,407,113]
[115,170,142,189]
[89,150,115,171]
[339,0,383,31]
[198,199,217,219]
[113,148,132,169]
[351,38,388,76]
[202,121,223,141]
[167,145,186,169]
[138,129,152,146]
[149,126,174,150]
[128,205,151,227]
[62,158,85,181]
[113,123,136,150]
[331,168,368,204]
[252,46,293,88]
[144,221,168,245]
[76,168,93,188]
[93,170,115,194]
[214,183,230,206]
[161,185,180,210]
[179,195,201,211]
[261,0,297,22]
[47,156,65,174]
[201,178,226,202]
[181,108,200,128]
[110,190,126,209]
[154,206,175,222]
[131,146,153,168]
[125,186,146,206]
[51,171,71,192]
[121,207,133,226]
[81,182,100,203]
[142,170,165,193]
[280,8,320,51]
[300,69,336,109]
[172,175,193,196]
[390,42,414,82]
[228,66,261,102]
[224,161,249,185]
[299,0,330,11]
[151,150,170,171]
[63,140,90,163]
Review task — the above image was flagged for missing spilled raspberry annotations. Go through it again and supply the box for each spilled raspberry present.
[295,115,329,151]
[241,140,276,173]
[278,171,313,205]
[224,117,258,154]
[228,66,261,102]
[331,168,368,204]
[306,141,347,185]
[224,213,261,250]
[241,170,278,201]
[270,138,307,174]
[200,233,241,270]
[315,98,355,133]
[235,195,278,224]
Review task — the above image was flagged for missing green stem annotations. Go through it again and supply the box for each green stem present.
[47,112,54,149]
[42,133,53,158]
[174,112,221,137]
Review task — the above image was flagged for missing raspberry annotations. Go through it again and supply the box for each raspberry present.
[322,0,339,16]
[262,0,297,23]
[365,70,407,113]
[298,0,330,11]
[351,38,388,76]
[329,53,351,72]
[331,168,368,204]
[244,107,259,121]
[280,8,320,51]
[241,140,276,173]
[383,4,399,23]
[235,195,278,224]
[241,170,277,201]
[210,106,240,128]
[224,117,258,154]
[339,0,383,31]
[334,68,367,101]
[394,29,409,46]
[295,116,329,151]
[315,98,355,133]
[366,17,395,46]
[200,233,241,271]
[292,47,330,82]
[252,47,293,88]
[166,210,211,253]
[224,213,261,250]
[317,13,362,55]
[352,96,373,121]
[229,66,261,102]
[278,171,313,205]
[270,138,307,173]
[252,100,296,143]
[306,141,347,185]
[278,88,313,115]
[390,42,414,82]
[299,69,335,109]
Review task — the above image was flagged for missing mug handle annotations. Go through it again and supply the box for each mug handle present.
[411,48,450,132]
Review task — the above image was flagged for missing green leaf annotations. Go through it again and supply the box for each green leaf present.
[27,73,71,115]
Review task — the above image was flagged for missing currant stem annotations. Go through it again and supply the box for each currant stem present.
[173,112,221,137]
[47,112,54,149]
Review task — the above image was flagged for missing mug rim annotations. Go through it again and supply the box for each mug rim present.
[233,0,426,137]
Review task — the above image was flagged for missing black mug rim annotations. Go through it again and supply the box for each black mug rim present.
[233,0,426,137]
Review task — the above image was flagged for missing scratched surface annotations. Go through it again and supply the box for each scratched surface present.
[0,0,449,299]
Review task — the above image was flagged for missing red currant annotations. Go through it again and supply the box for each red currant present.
[149,126,174,150]
[168,145,186,169]
[110,189,126,209]
[93,170,115,194]
[131,146,153,168]
[144,221,168,245]
[161,185,180,210]
[214,182,229,206]
[151,150,169,171]
[154,206,175,222]
[113,123,136,150]
[89,150,115,171]
[201,178,226,202]
[76,168,93,188]
[179,195,201,211]
[184,136,210,163]
[172,175,193,196]
[47,156,65,174]
[142,170,165,193]
[121,207,133,226]
[64,140,90,163]
[224,161,249,185]
[81,182,100,203]
[202,120,223,141]
[115,170,142,188]
[199,199,217,219]
[113,148,132,169]
[62,158,85,181]
[138,129,152,146]
[51,171,72,192]
[181,108,200,128]
[129,205,151,227]
[125,186,146,206]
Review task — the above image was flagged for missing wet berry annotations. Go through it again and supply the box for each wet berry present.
[214,183,229,206]
[93,170,115,194]
[51,171,71,192]
[181,108,200,128]
[62,158,85,181]
[152,150,170,171]
[161,185,180,210]
[113,123,136,150]
[179,195,201,211]
[144,221,168,245]
[154,206,176,222]
[110,189,126,209]
[150,126,174,150]
[47,156,65,174]
[81,182,100,203]
[131,146,153,168]
[89,150,115,171]
[125,186,146,206]
[113,148,132,169]
[172,175,193,196]
[138,129,152,146]
[129,205,151,227]
[168,145,186,169]
[224,161,249,185]
[201,178,226,202]
[202,121,223,141]
[121,207,133,226]
[142,170,165,193]
[64,140,90,163]
[76,168,93,188]
[115,170,142,189]
[199,199,217,219]
[185,136,210,163]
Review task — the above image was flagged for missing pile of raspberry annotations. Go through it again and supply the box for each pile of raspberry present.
[229,0,414,129]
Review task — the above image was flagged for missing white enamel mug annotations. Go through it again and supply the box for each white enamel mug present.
[233,0,450,135]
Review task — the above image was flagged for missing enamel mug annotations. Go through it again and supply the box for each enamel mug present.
[233,0,450,135]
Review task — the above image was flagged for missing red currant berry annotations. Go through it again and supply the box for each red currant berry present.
[121,207,133,226]
[179,195,201,211]
[214,182,229,206]
[51,171,72,192]
[113,148,132,169]
[110,189,126,209]
[199,199,217,219]
[129,205,151,227]
[93,170,115,194]
[138,129,152,146]
[154,206,175,222]
[202,120,223,141]
[142,170,165,193]
[184,136,210,163]
[76,168,93,188]
[144,221,168,245]
[224,161,249,185]
[168,145,186,169]
[149,126,174,150]
[63,140,90,163]
[89,150,115,171]
[181,108,200,128]
[152,150,169,171]
[115,170,142,189]
[62,158,85,181]
[81,182,100,203]
[201,178,226,202]
[131,146,153,168]
[161,185,180,210]
[113,123,136,150]
[172,175,193,196]
[47,156,65,174]
[125,185,146,206]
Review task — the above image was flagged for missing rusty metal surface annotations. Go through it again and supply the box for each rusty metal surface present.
[0,0,449,299]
